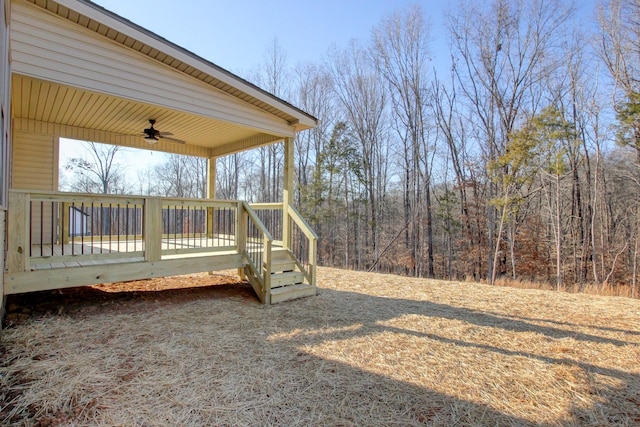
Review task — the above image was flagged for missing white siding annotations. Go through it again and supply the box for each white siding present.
[0,0,8,310]
[12,130,57,244]
[1,0,9,205]
[10,1,293,138]
[12,130,55,191]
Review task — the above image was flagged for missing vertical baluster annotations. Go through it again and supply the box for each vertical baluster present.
[99,202,104,254]
[64,201,69,256]
[134,204,138,252]
[39,201,44,256]
[28,200,33,258]
[70,202,74,256]
[62,202,71,255]
[116,203,121,253]
[91,202,95,254]
[80,202,85,254]
[200,206,204,248]
[187,205,191,248]
[173,205,178,249]
[163,206,167,249]
[213,207,221,246]
[49,202,54,257]
[108,203,112,253]
[125,203,129,253]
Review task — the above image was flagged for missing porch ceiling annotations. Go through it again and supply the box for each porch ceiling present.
[12,74,263,151]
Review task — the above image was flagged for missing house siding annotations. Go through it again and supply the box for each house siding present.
[0,0,10,322]
[12,130,56,191]
[12,130,56,244]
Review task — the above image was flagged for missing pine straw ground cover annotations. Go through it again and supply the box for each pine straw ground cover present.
[1,267,639,426]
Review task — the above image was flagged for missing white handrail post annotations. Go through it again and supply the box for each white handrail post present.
[144,197,162,262]
[263,236,272,304]
[309,236,317,287]
[206,156,217,240]
[237,201,247,280]
[282,137,294,250]
[7,191,30,274]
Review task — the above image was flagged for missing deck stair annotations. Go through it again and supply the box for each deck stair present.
[268,248,316,304]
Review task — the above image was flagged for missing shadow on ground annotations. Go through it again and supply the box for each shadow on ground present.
[2,277,639,426]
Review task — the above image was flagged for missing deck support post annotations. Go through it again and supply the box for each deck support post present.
[263,236,272,304]
[282,137,294,250]
[237,201,247,280]
[60,202,70,244]
[206,156,217,239]
[7,191,29,274]
[144,197,162,262]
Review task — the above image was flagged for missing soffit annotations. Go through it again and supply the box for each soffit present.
[22,0,318,132]
[12,75,262,150]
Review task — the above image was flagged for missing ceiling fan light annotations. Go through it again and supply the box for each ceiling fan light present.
[144,135,158,144]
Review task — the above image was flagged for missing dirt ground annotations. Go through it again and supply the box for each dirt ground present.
[1,267,639,426]
[2,271,248,327]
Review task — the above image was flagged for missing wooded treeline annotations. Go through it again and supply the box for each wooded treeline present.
[267,0,639,294]
[65,0,640,295]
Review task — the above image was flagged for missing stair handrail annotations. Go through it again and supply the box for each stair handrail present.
[287,205,318,241]
[286,204,318,287]
[240,201,274,303]
[242,201,274,243]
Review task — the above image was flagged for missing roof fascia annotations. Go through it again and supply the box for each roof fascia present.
[48,0,318,128]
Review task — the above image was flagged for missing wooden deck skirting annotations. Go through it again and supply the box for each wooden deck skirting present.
[4,191,318,302]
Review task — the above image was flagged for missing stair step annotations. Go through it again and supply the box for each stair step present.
[270,284,316,304]
[270,260,297,272]
[268,248,296,272]
[270,271,305,288]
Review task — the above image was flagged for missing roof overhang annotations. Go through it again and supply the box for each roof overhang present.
[10,0,319,157]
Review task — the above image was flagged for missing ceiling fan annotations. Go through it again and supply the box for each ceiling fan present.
[142,119,185,144]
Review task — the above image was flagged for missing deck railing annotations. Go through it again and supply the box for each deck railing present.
[251,203,283,245]
[251,202,318,287]
[6,190,239,272]
[159,198,237,257]
[5,191,316,302]
[239,201,273,303]
[287,205,318,286]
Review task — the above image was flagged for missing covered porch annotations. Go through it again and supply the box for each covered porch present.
[4,0,319,304]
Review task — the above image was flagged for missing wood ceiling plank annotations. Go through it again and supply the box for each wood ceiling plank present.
[27,78,41,122]
[41,83,60,123]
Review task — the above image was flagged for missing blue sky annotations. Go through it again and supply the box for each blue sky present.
[92,0,451,76]
[62,1,453,186]
[91,0,599,86]
[65,0,601,188]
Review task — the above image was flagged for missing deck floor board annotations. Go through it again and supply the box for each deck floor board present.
[27,236,238,270]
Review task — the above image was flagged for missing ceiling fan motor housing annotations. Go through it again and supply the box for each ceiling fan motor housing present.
[142,119,184,144]
[144,119,159,142]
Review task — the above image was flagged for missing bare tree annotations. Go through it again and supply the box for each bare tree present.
[598,0,640,290]
[154,154,207,198]
[328,40,389,268]
[598,0,640,159]
[446,0,573,284]
[254,37,290,202]
[217,153,248,200]
[65,141,129,194]
[372,4,435,277]
[293,62,336,206]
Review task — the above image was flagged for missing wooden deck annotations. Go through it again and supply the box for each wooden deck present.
[5,191,318,304]
[29,236,237,270]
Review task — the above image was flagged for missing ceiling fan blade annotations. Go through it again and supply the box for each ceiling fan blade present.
[157,131,174,136]
[159,135,186,144]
